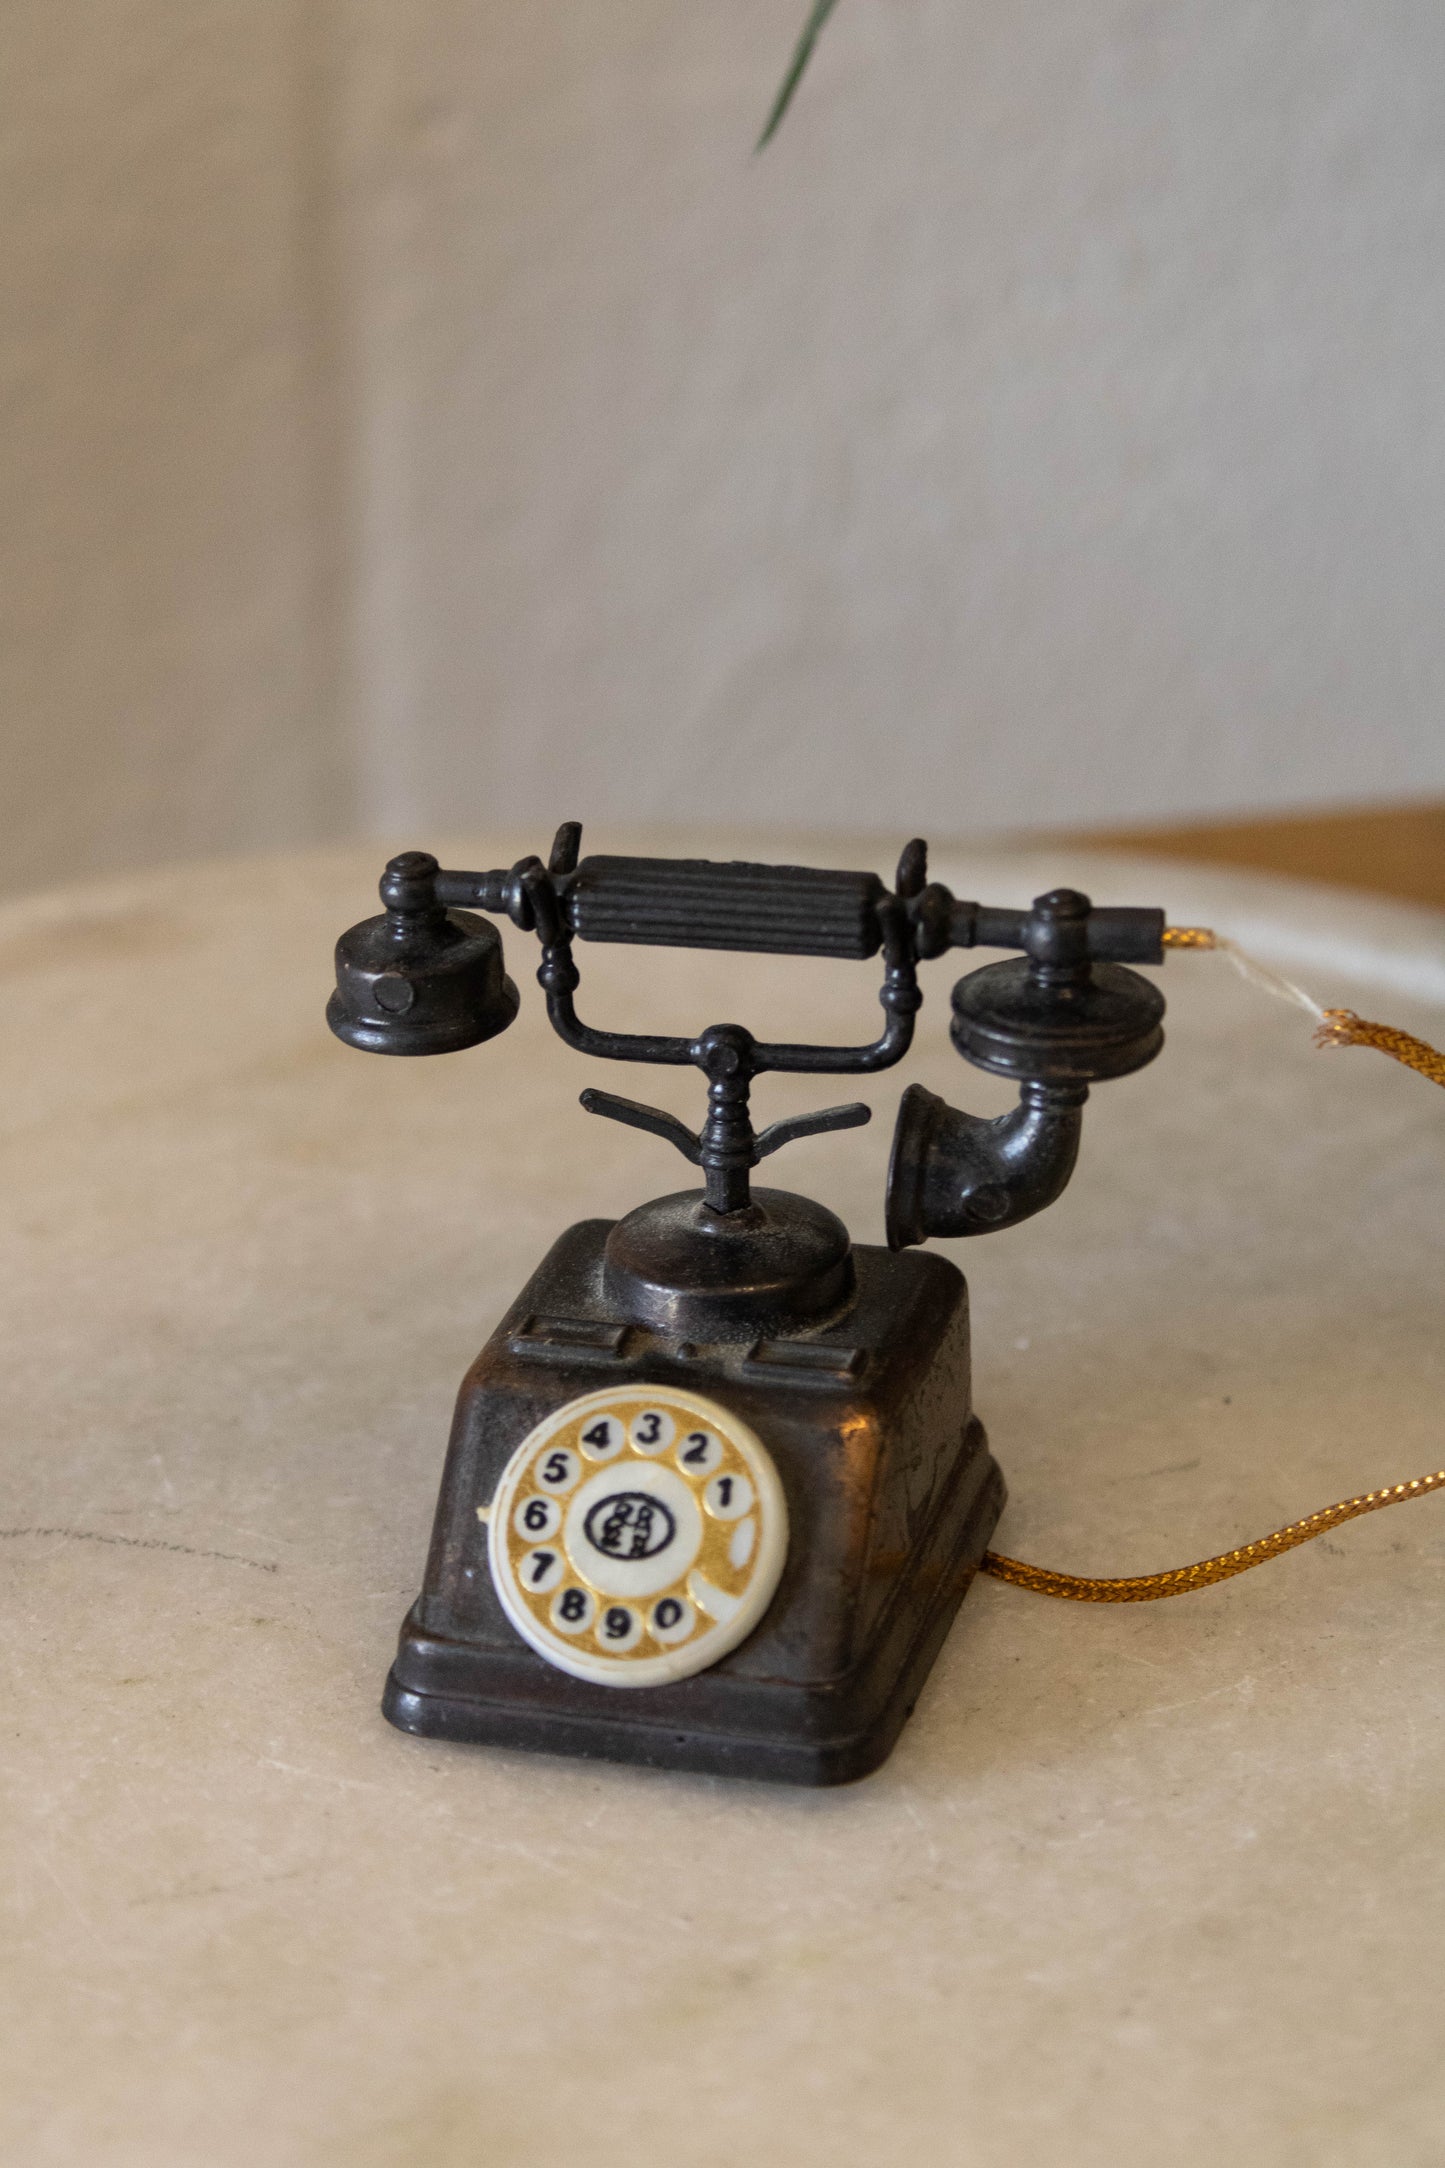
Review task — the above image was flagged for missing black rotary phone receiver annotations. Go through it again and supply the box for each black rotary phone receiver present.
[329,828,1166,1263]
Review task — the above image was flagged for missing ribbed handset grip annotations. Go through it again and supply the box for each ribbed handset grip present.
[564,857,886,958]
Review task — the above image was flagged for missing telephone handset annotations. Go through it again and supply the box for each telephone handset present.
[328,826,1169,1783]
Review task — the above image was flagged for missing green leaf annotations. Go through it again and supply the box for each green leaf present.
[756,0,844,152]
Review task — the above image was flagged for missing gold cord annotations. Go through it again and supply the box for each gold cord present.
[982,924,1445,1600]
[1162,926,1445,1086]
[980,1470,1445,1601]
[1314,1008,1445,1086]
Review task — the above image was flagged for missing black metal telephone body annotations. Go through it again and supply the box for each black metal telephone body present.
[328,826,1167,1783]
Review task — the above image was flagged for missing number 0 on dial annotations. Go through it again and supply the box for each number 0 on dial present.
[486,1386,788,1688]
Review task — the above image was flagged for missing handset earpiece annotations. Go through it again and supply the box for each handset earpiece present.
[327,851,519,1056]
[885,888,1165,1248]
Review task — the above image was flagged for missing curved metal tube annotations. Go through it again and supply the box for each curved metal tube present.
[885,1080,1089,1250]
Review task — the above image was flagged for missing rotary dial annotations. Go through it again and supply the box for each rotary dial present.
[486,1386,788,1688]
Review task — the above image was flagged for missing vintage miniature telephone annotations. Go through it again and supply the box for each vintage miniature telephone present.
[328,825,1172,1783]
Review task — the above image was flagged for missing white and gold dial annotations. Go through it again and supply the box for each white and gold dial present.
[486,1386,788,1687]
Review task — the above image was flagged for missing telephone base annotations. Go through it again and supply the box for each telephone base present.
[382,1216,1004,1786]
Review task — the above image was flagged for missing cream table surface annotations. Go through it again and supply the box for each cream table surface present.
[2,835,1443,2168]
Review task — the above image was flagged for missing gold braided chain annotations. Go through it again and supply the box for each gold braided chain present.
[1315,1008,1445,1085]
[980,1471,1445,1600]
[1162,927,1445,1086]
[982,924,1444,1600]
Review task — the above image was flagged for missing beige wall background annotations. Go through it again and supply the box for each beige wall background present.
[5,0,1445,896]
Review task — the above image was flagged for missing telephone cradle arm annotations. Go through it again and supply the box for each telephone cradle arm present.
[327,823,1170,1238]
